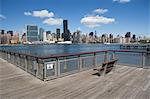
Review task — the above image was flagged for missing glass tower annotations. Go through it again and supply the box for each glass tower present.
[27,25,38,42]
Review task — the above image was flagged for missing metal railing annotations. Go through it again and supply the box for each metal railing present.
[120,44,150,50]
[0,49,149,81]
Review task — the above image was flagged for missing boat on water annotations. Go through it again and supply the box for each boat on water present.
[104,43,110,45]
[57,41,72,44]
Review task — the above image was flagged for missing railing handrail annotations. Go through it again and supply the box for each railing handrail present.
[0,49,149,60]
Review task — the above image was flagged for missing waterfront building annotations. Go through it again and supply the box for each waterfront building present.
[125,32,131,43]
[52,33,57,42]
[47,33,52,41]
[125,38,131,43]
[120,36,126,43]
[21,33,26,43]
[56,28,61,40]
[45,31,51,41]
[0,29,5,35]
[88,32,99,43]
[26,25,38,42]
[45,32,57,43]
[72,30,81,43]
[1,33,10,44]
[62,20,71,41]
[131,34,136,43]
[39,28,44,41]
[109,34,113,43]
[80,34,85,43]
[43,32,47,42]
[125,32,131,38]
[11,33,19,44]
[7,31,13,36]
[114,35,126,44]
[101,34,107,43]
[0,31,19,44]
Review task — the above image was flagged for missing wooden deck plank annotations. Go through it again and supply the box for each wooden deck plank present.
[0,58,150,99]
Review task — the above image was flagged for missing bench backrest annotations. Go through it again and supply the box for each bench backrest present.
[102,59,118,68]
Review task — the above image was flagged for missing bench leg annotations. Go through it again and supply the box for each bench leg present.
[112,63,116,73]
[102,65,107,76]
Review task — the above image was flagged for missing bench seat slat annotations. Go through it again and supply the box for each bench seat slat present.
[93,59,118,75]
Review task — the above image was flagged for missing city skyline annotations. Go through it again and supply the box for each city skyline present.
[0,0,149,37]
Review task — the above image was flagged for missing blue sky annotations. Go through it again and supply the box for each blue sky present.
[0,0,149,37]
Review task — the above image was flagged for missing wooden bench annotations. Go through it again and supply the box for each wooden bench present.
[93,59,118,76]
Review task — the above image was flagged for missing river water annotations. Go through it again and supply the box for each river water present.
[0,44,120,56]
[0,44,149,67]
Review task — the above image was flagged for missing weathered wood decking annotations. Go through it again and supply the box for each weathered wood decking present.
[0,58,150,99]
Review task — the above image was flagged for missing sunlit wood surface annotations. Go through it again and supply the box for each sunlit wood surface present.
[0,58,150,99]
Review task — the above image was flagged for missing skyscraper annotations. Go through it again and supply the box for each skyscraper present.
[39,28,44,41]
[125,32,131,38]
[0,29,5,35]
[125,32,131,43]
[109,34,113,43]
[56,28,60,40]
[72,30,81,43]
[63,20,68,34]
[7,31,13,36]
[26,25,38,42]
[62,20,71,41]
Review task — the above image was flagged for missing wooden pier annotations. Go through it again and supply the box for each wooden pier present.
[0,58,150,99]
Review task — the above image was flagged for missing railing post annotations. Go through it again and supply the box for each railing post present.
[64,57,67,72]
[102,65,107,76]
[36,59,39,77]
[112,51,116,59]
[141,53,145,68]
[104,51,108,62]
[25,56,28,72]
[112,51,116,72]
[57,58,60,77]
[93,52,96,68]
[35,58,38,77]
[79,55,82,71]
[43,62,46,81]
[102,51,108,76]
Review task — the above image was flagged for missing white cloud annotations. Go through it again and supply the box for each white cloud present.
[33,10,54,18]
[24,10,54,18]
[0,14,6,20]
[77,27,81,31]
[24,9,63,26]
[113,0,131,3]
[94,8,108,14]
[24,12,32,16]
[80,15,115,28]
[43,18,63,25]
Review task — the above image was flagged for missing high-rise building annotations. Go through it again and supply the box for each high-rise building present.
[63,20,68,34]
[125,32,131,38]
[89,32,94,37]
[43,32,47,41]
[109,34,113,43]
[0,29,5,35]
[125,32,131,43]
[11,33,19,44]
[0,30,4,44]
[72,30,81,43]
[101,34,107,43]
[131,34,136,42]
[39,28,44,41]
[62,20,71,41]
[21,33,26,43]
[26,25,38,42]
[7,31,13,36]
[46,31,51,36]
[56,28,60,40]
